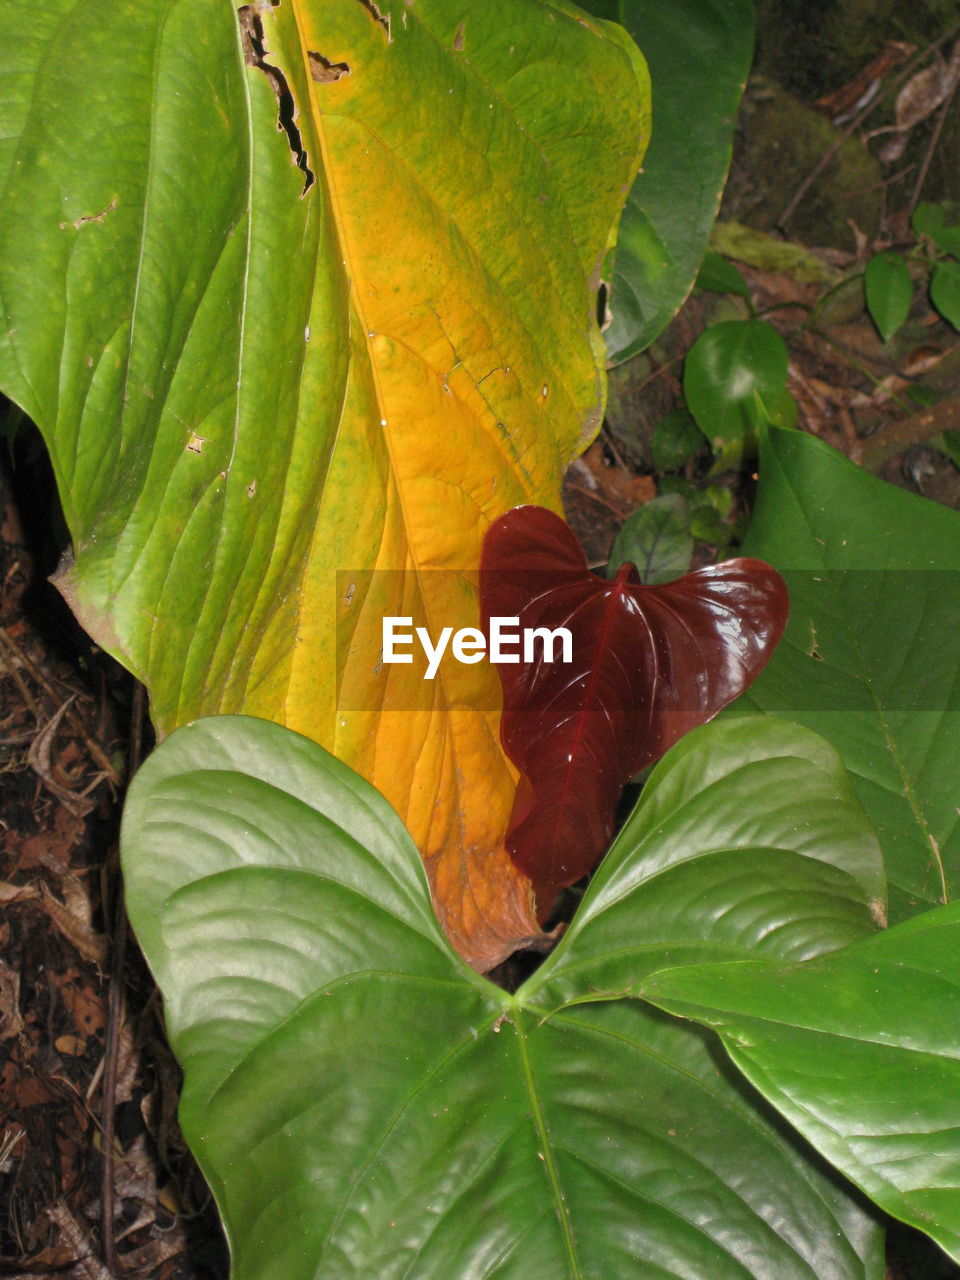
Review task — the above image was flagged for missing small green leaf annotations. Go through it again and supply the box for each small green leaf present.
[123,713,885,1280]
[683,319,789,457]
[906,384,938,408]
[660,476,734,546]
[645,902,960,1264]
[583,0,755,362]
[732,424,960,923]
[651,407,704,471]
[912,201,960,259]
[696,249,751,298]
[606,493,693,582]
[931,260,960,331]
[864,252,913,342]
[933,428,960,468]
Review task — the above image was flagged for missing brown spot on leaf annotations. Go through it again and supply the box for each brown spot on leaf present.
[58,196,118,232]
[308,52,351,83]
[453,22,465,51]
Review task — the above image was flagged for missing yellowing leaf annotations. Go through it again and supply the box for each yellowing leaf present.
[0,0,648,969]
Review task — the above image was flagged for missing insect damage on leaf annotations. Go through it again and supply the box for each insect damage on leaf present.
[237,5,315,193]
[356,0,392,42]
[308,52,351,83]
[481,505,789,919]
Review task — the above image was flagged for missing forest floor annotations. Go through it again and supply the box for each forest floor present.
[3,8,960,1280]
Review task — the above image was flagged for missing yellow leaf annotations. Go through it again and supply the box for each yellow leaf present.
[2,0,649,969]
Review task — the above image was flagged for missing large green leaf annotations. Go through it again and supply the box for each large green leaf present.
[579,0,754,363]
[0,0,648,968]
[645,903,960,1264]
[123,713,885,1279]
[733,425,960,924]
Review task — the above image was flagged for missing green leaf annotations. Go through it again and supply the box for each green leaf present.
[645,902,960,1264]
[934,428,960,468]
[913,202,960,259]
[581,0,754,363]
[931,260,960,331]
[605,493,693,583]
[864,253,913,343]
[660,476,735,547]
[650,407,704,471]
[733,424,960,923]
[123,714,884,1280]
[683,319,790,459]
[696,249,752,298]
[0,0,649,969]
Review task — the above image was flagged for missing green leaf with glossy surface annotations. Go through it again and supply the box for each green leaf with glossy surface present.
[865,253,913,342]
[123,713,885,1279]
[645,902,960,1263]
[732,424,960,923]
[580,0,754,363]
[684,319,789,458]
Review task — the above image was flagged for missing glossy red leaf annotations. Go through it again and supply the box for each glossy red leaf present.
[481,505,789,918]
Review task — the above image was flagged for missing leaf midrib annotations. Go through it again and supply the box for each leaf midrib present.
[513,1008,583,1279]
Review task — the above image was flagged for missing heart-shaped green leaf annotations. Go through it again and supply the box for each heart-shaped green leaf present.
[683,319,790,459]
[579,0,754,363]
[732,424,960,924]
[123,713,885,1279]
[645,902,960,1264]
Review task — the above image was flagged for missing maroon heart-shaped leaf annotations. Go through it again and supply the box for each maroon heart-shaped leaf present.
[481,505,789,918]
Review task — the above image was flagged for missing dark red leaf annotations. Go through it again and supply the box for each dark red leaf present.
[480,505,789,919]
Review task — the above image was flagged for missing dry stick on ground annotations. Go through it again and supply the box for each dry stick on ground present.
[778,23,960,232]
[908,66,960,216]
[849,392,960,469]
[0,626,43,721]
[600,425,630,472]
[804,327,913,412]
[100,683,146,1276]
[0,626,120,784]
[564,481,632,519]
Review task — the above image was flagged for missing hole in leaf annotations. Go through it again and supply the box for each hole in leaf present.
[308,51,351,83]
[356,0,391,41]
[596,281,609,330]
[237,5,315,195]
